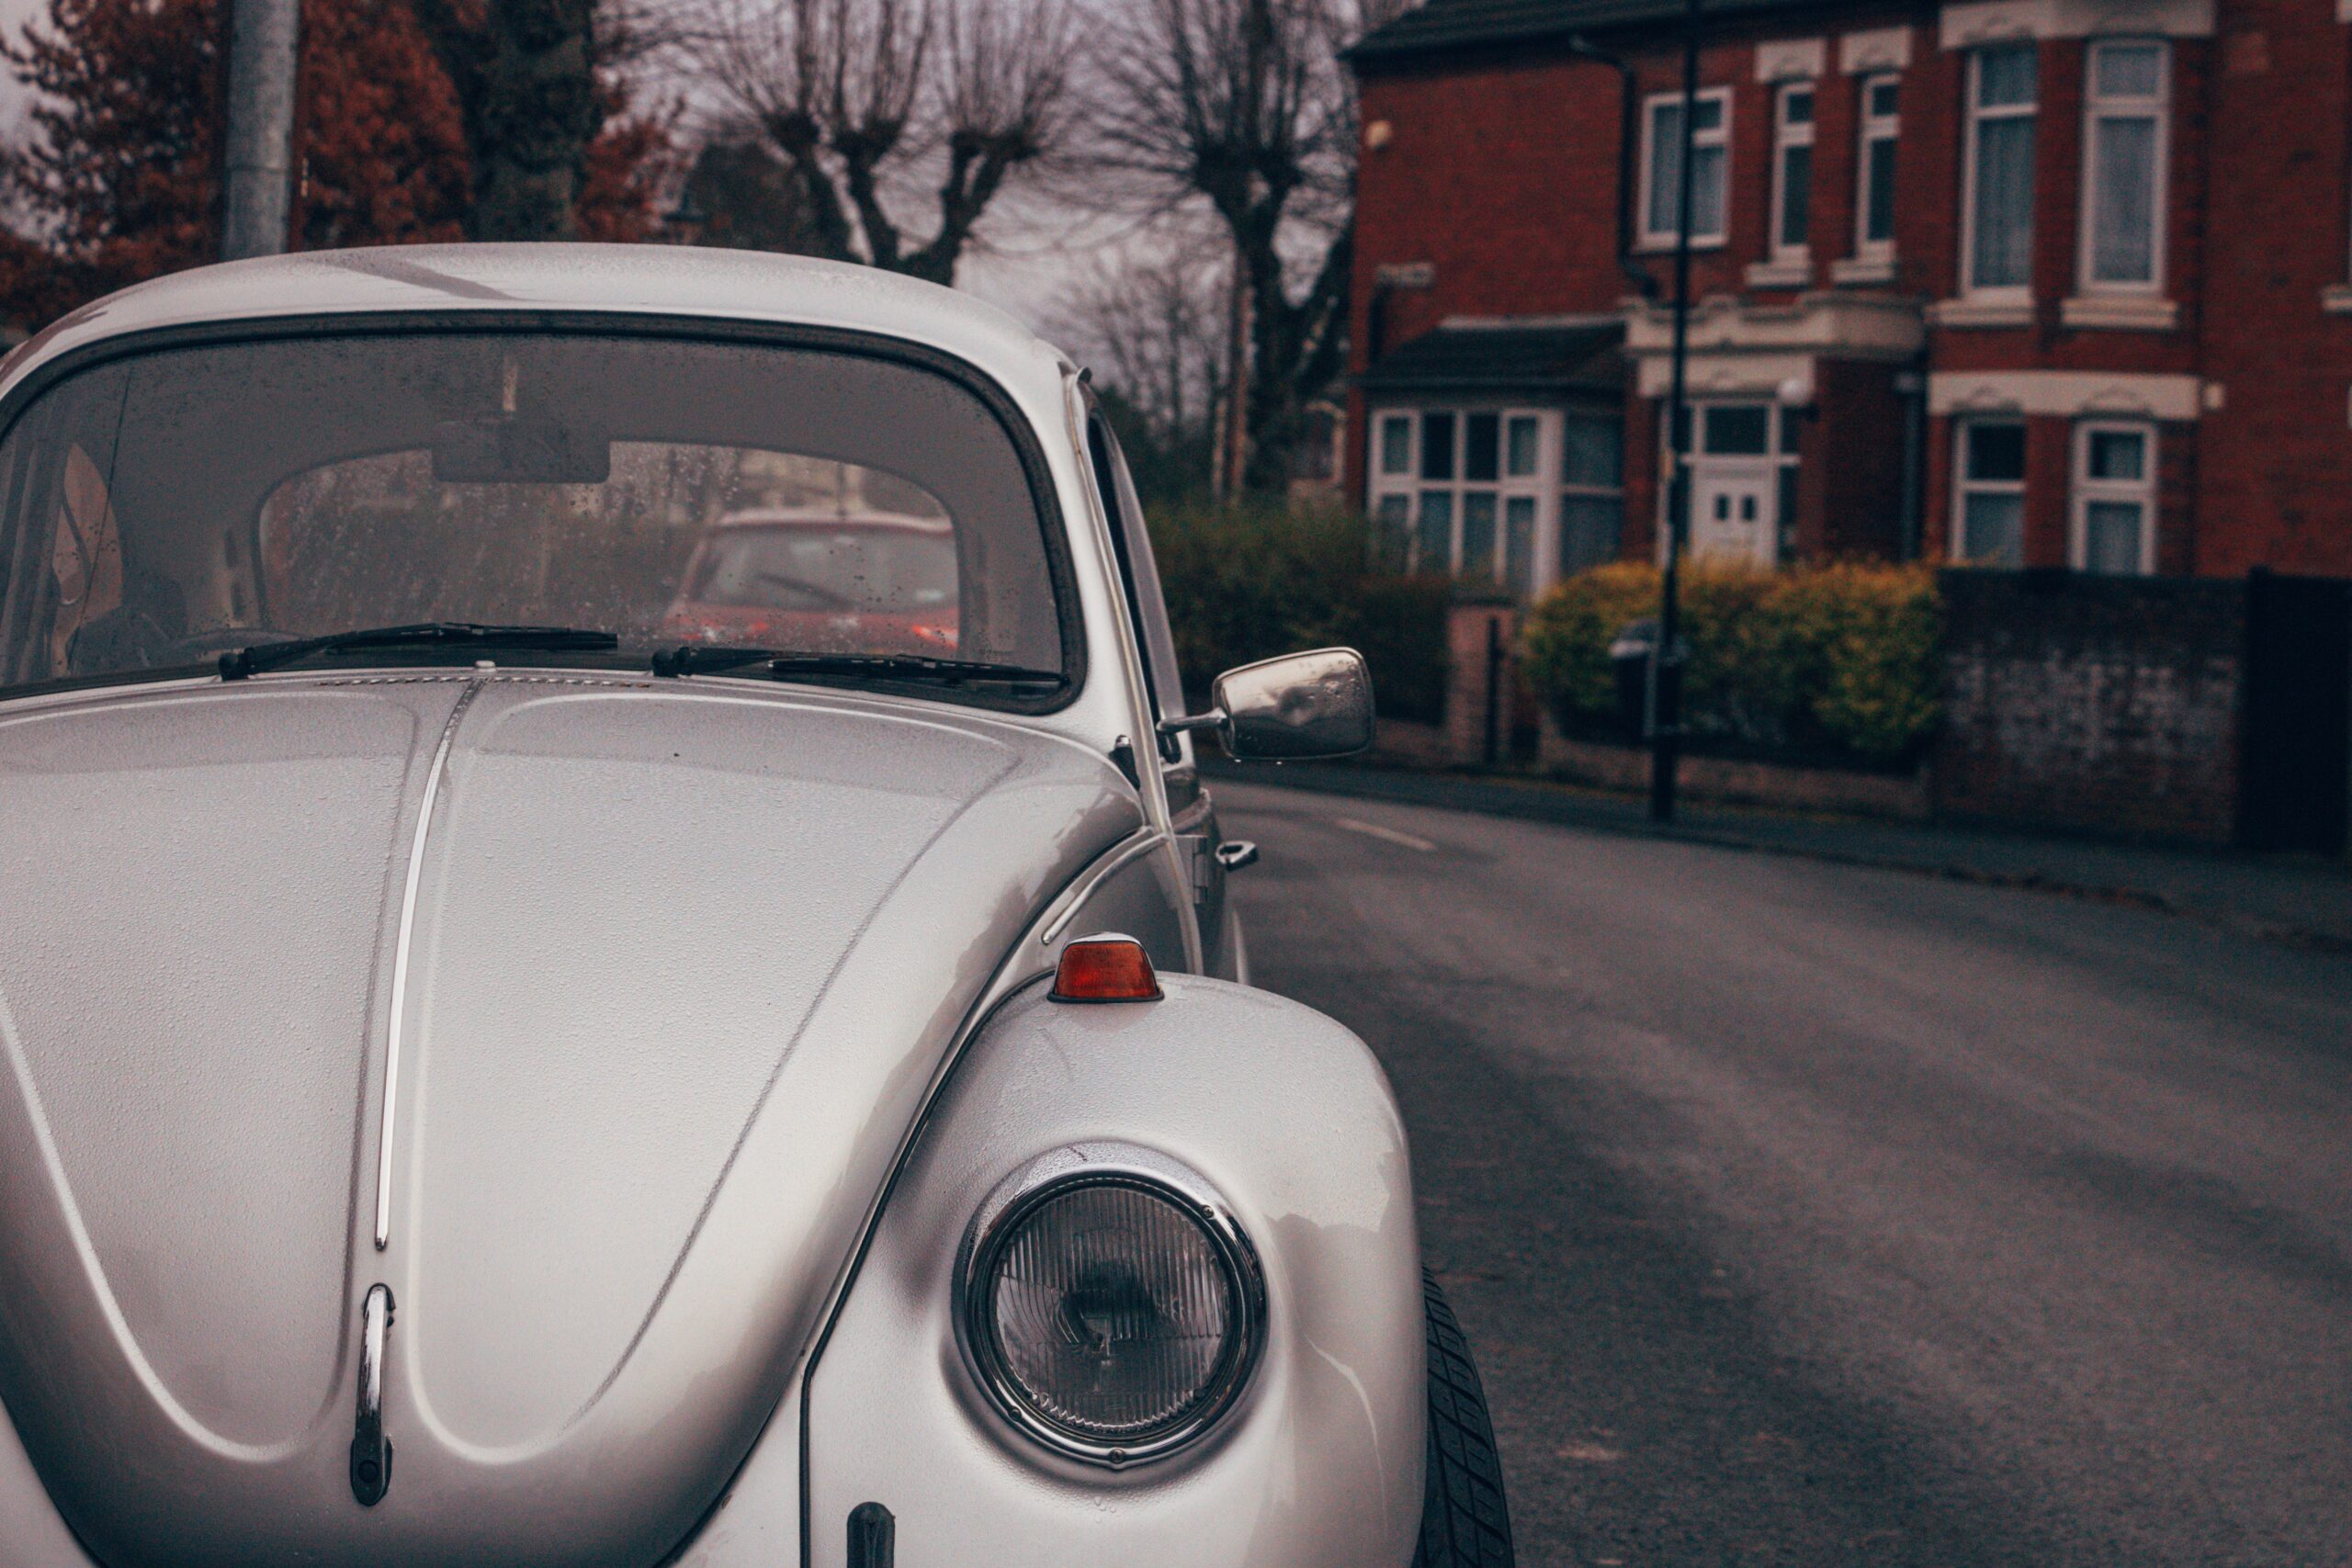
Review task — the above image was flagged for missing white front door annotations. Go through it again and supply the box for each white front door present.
[1690,462,1777,566]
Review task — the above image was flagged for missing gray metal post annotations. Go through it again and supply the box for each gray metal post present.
[220,0,300,261]
[1649,0,1701,823]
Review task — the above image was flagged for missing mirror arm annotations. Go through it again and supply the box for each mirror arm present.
[1156,710,1227,738]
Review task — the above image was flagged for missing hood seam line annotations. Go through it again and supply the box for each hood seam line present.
[373,676,485,1252]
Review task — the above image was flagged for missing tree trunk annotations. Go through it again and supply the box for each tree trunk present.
[475,0,600,239]
[1234,220,1350,498]
[420,0,602,242]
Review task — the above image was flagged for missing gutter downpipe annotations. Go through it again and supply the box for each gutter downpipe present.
[1566,35,1659,301]
[1895,362,1928,560]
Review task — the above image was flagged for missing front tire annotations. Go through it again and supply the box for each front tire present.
[1411,1271,1515,1567]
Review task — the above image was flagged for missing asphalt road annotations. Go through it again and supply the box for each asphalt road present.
[1216,779,2352,1568]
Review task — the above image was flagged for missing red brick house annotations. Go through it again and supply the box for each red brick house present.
[1346,0,2352,594]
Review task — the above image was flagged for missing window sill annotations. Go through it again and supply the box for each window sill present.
[1928,296,2035,329]
[2060,295,2178,332]
[1829,254,1896,286]
[2323,284,2352,315]
[1634,236,1728,254]
[1744,258,1812,289]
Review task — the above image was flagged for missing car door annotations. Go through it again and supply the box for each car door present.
[1085,412,1240,978]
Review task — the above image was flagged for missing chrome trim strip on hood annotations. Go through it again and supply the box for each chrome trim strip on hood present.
[375,677,485,1249]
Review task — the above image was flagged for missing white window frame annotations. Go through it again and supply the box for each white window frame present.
[2070,420,2157,574]
[1770,82,1817,261]
[1854,73,1900,261]
[1960,44,2039,301]
[1375,412,1414,479]
[2077,39,2169,296]
[1951,417,2029,565]
[1366,405,1557,585]
[1639,86,1733,250]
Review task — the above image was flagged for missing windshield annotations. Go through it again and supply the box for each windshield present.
[0,330,1069,694]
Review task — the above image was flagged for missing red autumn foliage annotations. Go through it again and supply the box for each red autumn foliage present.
[292,0,472,254]
[0,0,669,331]
[575,76,671,244]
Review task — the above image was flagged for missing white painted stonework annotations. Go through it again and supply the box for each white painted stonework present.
[2059,295,2181,331]
[1928,297,2037,328]
[1839,27,1915,73]
[1755,38,1826,81]
[1939,0,2215,48]
[1625,292,1927,361]
[1635,351,1818,401]
[1928,369,2203,420]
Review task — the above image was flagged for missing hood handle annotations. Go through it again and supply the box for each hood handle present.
[350,1284,395,1506]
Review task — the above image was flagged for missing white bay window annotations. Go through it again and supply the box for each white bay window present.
[1559,414,1623,577]
[1370,408,1624,594]
[1641,88,1731,248]
[1855,74,1899,260]
[1962,43,2038,296]
[1954,420,2027,566]
[2080,39,2168,292]
[2072,422,2155,574]
[1771,83,1816,259]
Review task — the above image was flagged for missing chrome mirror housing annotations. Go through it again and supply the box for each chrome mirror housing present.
[1172,648,1374,761]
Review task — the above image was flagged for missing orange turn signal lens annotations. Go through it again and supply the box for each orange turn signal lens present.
[1050,936,1162,1003]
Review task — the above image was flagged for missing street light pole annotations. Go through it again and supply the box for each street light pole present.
[220,0,300,261]
[1650,0,1702,823]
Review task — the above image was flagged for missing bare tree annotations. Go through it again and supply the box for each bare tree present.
[1049,221,1233,497]
[1092,0,1385,495]
[684,0,1075,284]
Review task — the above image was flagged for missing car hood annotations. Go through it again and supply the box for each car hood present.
[0,672,1137,1568]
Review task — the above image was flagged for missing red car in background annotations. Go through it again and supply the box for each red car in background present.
[661,506,960,654]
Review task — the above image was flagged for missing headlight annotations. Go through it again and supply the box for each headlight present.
[963,1164,1264,1466]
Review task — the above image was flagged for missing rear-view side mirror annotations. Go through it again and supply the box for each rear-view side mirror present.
[1160,648,1374,761]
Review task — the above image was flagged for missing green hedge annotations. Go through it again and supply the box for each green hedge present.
[1145,500,1450,724]
[1521,560,1942,765]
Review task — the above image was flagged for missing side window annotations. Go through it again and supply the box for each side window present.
[1086,416,1187,737]
[46,446,125,676]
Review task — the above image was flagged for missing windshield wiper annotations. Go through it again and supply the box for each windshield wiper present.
[650,644,1066,688]
[220,623,620,681]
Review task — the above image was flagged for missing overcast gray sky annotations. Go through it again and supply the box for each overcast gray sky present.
[0,0,34,128]
[0,0,1128,334]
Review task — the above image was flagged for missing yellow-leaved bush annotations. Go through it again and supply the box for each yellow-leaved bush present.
[1521,561,1942,765]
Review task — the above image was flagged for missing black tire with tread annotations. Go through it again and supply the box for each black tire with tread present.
[1411,1270,1516,1568]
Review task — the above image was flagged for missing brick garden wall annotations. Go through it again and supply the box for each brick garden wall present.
[1933,570,2245,843]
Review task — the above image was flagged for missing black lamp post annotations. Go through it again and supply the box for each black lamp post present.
[1650,0,1702,823]
[660,196,709,247]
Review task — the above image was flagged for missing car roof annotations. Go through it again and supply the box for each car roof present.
[0,243,1074,404]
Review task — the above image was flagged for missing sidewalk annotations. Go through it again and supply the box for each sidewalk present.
[1206,759,2352,955]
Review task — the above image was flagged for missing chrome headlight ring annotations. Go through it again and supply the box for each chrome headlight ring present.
[957,1145,1267,1469]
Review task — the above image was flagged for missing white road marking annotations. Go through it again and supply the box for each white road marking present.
[1333,816,1438,852]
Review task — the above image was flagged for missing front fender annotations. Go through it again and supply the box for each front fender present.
[803,974,1425,1568]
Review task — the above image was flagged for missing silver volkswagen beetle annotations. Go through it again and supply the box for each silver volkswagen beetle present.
[0,245,1515,1568]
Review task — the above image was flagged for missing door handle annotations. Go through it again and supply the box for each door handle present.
[1215,840,1259,872]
